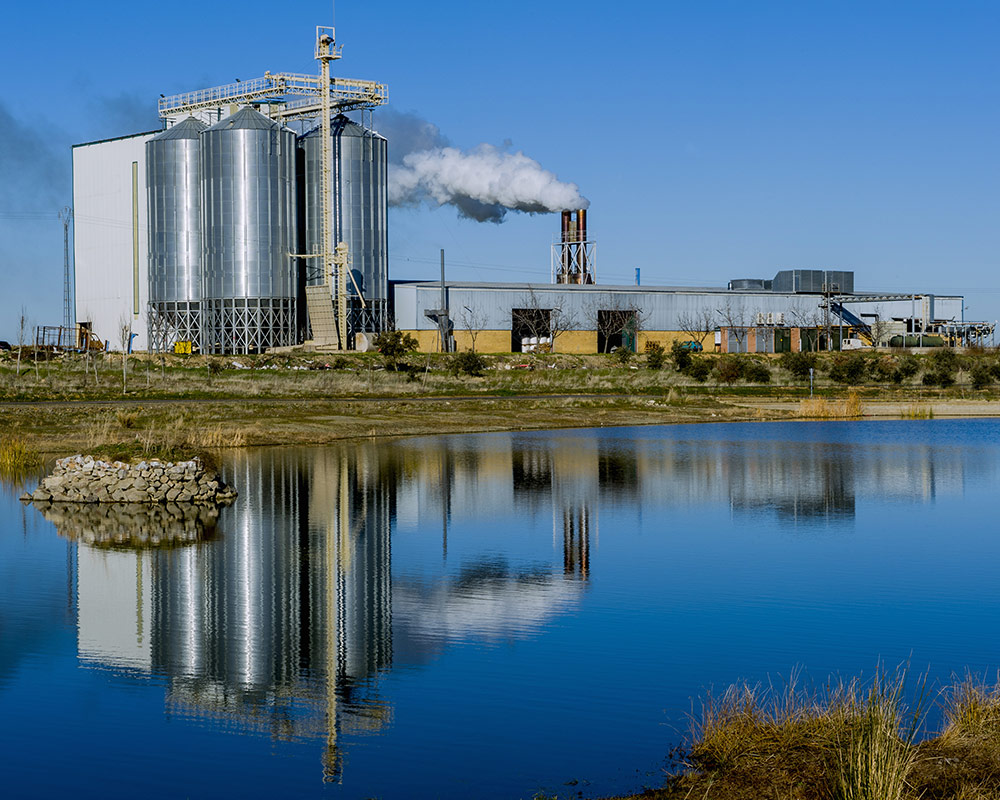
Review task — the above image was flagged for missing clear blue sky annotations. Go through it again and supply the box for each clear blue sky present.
[2,0,999,340]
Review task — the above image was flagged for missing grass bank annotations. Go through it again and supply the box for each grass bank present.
[3,348,1000,459]
[607,671,1000,800]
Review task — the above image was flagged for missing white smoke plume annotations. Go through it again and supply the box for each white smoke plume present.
[378,109,588,224]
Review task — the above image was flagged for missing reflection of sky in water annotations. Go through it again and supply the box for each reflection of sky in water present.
[1,419,999,799]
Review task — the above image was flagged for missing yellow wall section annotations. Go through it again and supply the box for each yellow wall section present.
[453,330,510,352]
[637,331,711,351]
[552,331,596,354]
[404,329,709,353]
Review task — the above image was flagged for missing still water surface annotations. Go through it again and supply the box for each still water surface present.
[2,420,1000,798]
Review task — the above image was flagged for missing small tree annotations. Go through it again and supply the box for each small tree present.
[118,317,133,395]
[716,300,751,353]
[373,330,418,371]
[866,306,892,348]
[644,341,666,370]
[457,304,487,352]
[513,289,577,353]
[15,306,27,377]
[670,341,692,372]
[592,296,645,353]
[677,308,716,347]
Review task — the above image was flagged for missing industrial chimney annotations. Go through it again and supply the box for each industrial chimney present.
[553,209,594,284]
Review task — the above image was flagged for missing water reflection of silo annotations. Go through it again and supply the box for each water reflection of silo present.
[153,547,209,677]
[304,445,393,684]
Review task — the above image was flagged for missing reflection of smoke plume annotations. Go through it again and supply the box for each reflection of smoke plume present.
[379,108,588,223]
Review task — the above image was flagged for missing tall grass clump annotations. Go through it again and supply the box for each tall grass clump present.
[0,435,40,479]
[901,404,934,419]
[940,675,1000,745]
[836,668,924,800]
[799,390,863,420]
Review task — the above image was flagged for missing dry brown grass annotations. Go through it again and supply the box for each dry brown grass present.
[799,390,864,419]
[610,671,1000,800]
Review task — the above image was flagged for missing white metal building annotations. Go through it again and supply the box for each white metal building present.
[72,131,157,351]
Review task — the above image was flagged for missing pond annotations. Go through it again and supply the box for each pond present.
[2,419,999,799]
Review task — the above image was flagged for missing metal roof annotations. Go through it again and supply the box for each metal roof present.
[150,116,207,141]
[204,106,279,132]
[400,280,961,300]
[300,113,386,141]
[72,130,162,149]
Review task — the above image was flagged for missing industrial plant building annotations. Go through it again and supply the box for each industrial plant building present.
[394,269,977,354]
[69,27,990,356]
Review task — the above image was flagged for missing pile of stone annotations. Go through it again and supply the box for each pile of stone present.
[22,455,238,505]
[33,500,221,548]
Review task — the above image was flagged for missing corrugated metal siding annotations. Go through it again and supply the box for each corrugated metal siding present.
[73,133,154,350]
[395,282,965,335]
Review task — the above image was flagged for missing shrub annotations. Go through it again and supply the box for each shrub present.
[928,348,959,375]
[449,350,487,377]
[613,346,633,365]
[644,341,666,370]
[373,330,419,371]
[743,360,771,383]
[714,355,745,385]
[685,358,712,383]
[868,355,898,383]
[970,364,993,390]
[778,351,817,380]
[922,370,955,388]
[829,353,867,385]
[670,341,692,372]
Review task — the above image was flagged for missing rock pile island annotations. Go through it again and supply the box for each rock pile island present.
[23,455,237,505]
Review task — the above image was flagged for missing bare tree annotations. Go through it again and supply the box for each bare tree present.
[512,289,579,354]
[677,308,716,347]
[866,306,892,348]
[15,307,27,377]
[119,317,133,395]
[788,307,824,352]
[457,304,488,352]
[716,300,751,353]
[592,296,645,353]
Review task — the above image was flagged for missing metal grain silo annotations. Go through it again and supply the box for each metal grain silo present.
[146,117,207,352]
[300,114,388,335]
[200,107,297,354]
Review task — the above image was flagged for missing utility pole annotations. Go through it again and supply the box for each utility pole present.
[59,206,73,336]
[439,249,450,353]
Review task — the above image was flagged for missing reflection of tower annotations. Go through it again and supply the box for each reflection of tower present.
[561,506,590,579]
[304,445,393,782]
[550,440,601,582]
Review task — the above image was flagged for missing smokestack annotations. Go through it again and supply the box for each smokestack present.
[555,209,594,285]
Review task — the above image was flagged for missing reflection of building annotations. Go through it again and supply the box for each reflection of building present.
[64,426,991,781]
[74,446,395,782]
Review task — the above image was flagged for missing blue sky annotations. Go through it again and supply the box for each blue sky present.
[1,0,999,340]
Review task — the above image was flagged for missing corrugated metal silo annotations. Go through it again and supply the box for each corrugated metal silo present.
[300,114,388,335]
[146,117,207,352]
[200,107,297,354]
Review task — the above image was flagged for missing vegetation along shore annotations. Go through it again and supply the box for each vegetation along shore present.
[602,669,1000,800]
[2,343,1000,465]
